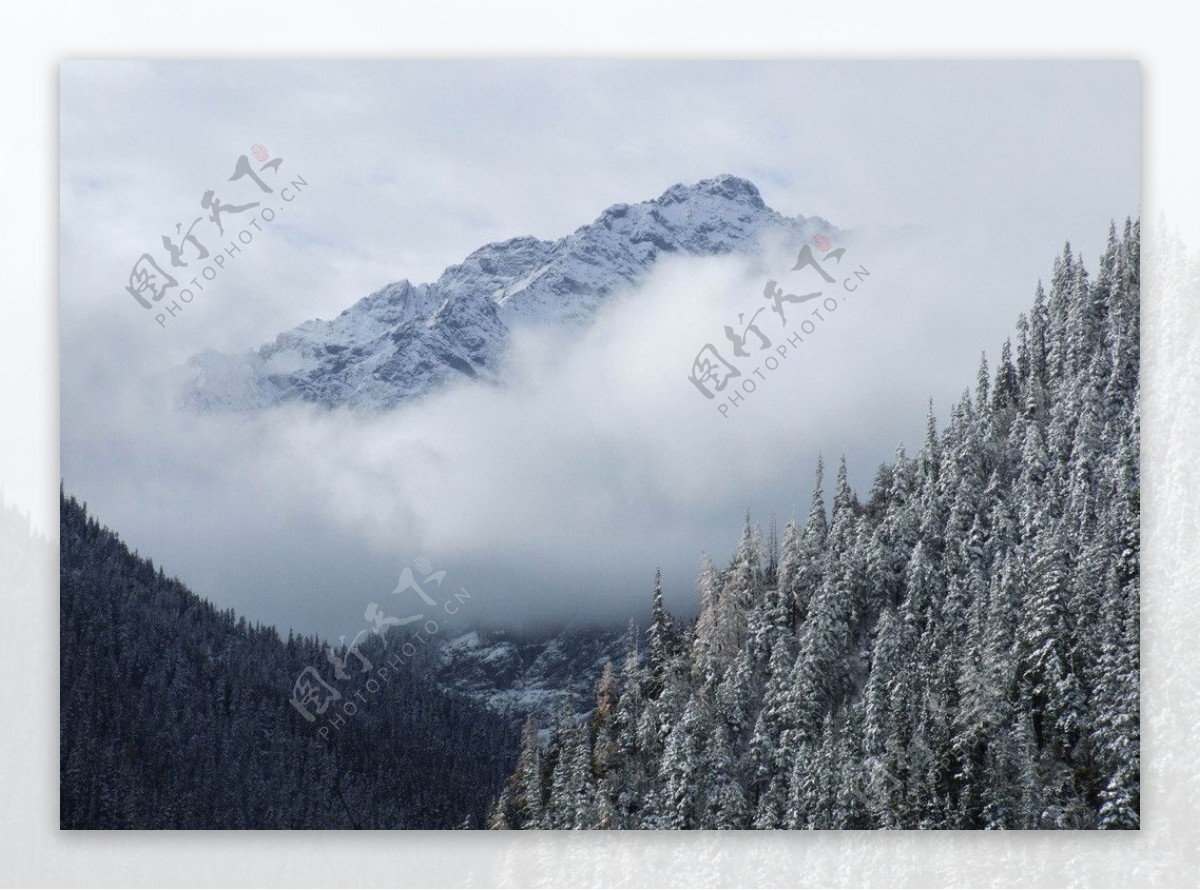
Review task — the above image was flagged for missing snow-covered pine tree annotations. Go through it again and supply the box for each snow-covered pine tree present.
[494,221,1139,831]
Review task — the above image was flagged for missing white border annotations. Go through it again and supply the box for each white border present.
[3,2,1197,886]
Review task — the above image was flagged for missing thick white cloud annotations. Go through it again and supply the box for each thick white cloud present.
[60,61,1139,637]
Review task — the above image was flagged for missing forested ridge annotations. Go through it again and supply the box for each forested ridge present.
[60,493,518,829]
[59,220,1141,831]
[491,221,1141,830]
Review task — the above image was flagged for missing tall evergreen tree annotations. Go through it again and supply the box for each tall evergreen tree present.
[497,221,1140,832]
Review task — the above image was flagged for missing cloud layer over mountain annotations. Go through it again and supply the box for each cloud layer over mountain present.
[59,62,1139,637]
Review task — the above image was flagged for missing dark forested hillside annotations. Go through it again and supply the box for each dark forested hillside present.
[491,221,1141,830]
[59,493,518,829]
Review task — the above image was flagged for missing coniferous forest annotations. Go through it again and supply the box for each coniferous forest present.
[489,221,1141,830]
[60,222,1138,831]
[59,493,519,829]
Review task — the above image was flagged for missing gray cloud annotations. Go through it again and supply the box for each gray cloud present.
[60,61,1139,636]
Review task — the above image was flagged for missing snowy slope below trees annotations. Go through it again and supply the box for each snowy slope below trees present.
[434,627,626,719]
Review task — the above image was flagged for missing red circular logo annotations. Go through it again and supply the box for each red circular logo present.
[813,233,832,252]
[251,144,269,162]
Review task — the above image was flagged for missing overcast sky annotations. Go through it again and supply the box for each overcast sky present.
[60,61,1139,637]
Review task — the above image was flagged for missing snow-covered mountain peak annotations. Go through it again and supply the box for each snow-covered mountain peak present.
[184,176,835,412]
[657,173,766,207]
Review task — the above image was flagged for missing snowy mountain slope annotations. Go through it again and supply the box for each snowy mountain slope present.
[434,626,627,720]
[185,175,835,412]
